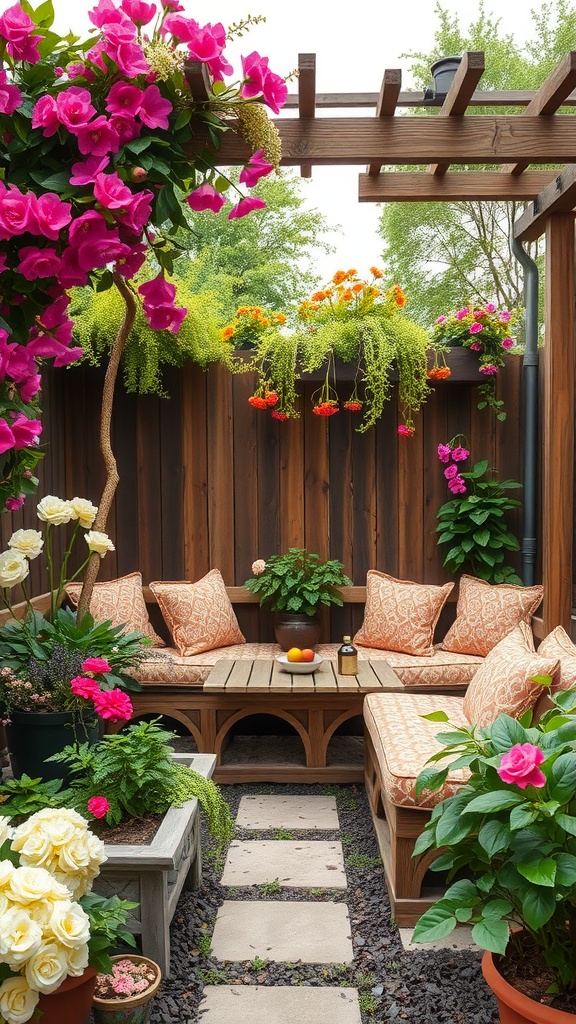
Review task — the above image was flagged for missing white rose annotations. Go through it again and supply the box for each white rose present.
[0,551,29,589]
[63,941,89,978]
[51,871,84,899]
[48,900,90,949]
[36,496,74,526]
[25,941,69,995]
[251,558,266,575]
[0,976,39,1024]
[84,530,115,557]
[25,900,54,929]
[57,837,91,875]
[69,498,98,529]
[13,832,54,869]
[0,907,42,966]
[0,861,15,889]
[24,808,88,831]
[0,817,14,847]
[9,866,57,905]
[28,819,75,848]
[7,531,43,561]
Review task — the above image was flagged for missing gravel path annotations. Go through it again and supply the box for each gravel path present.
[149,782,498,1024]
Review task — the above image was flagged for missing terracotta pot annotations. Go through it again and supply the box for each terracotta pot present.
[273,613,321,651]
[37,967,97,1024]
[92,955,162,1024]
[482,951,576,1024]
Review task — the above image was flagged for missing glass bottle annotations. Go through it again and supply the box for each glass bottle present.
[337,635,358,675]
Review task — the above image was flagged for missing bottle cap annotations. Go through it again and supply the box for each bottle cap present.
[343,635,351,642]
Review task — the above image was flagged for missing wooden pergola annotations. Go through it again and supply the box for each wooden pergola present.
[188,51,576,634]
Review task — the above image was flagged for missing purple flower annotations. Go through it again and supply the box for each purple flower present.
[480,364,498,376]
[437,443,452,463]
[444,463,458,480]
[451,447,469,462]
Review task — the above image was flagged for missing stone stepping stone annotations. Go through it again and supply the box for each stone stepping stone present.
[201,985,362,1023]
[236,795,339,831]
[221,840,347,888]
[399,925,478,952]
[211,900,353,963]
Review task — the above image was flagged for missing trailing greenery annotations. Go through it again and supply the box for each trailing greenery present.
[244,548,352,615]
[50,719,233,852]
[436,459,522,584]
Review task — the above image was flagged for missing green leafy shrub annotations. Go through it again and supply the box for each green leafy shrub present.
[244,548,352,615]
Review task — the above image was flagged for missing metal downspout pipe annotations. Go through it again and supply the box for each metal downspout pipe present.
[510,233,539,586]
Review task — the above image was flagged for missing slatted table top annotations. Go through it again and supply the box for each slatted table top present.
[203,657,404,694]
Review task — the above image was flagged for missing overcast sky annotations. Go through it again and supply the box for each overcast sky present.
[42,0,538,280]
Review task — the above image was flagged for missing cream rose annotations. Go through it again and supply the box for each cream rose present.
[0,861,15,889]
[0,818,14,847]
[36,496,73,526]
[251,558,266,575]
[0,976,39,1024]
[0,907,42,966]
[64,941,89,977]
[24,941,69,995]
[13,832,54,869]
[56,837,91,875]
[9,866,58,905]
[84,530,115,557]
[0,551,29,589]
[48,900,90,949]
[69,497,98,529]
[7,530,43,561]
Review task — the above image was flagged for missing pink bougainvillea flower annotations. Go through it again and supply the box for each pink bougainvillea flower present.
[71,675,102,699]
[138,84,172,130]
[32,95,59,136]
[240,51,288,113]
[115,241,147,278]
[162,12,198,41]
[5,496,25,512]
[19,374,41,403]
[121,0,157,25]
[10,414,42,449]
[0,71,21,115]
[116,191,153,233]
[138,272,176,307]
[502,337,515,350]
[69,154,110,186]
[228,196,266,219]
[77,235,131,272]
[93,688,133,722]
[58,248,89,288]
[87,796,110,819]
[33,193,73,241]
[0,3,35,42]
[437,443,452,463]
[82,657,111,674]
[143,302,187,333]
[56,87,96,132]
[451,446,469,462]
[9,32,42,63]
[94,171,133,210]
[444,463,458,480]
[0,420,15,455]
[448,475,466,494]
[469,322,483,334]
[17,246,61,281]
[186,21,233,78]
[497,743,546,789]
[480,364,498,376]
[68,210,109,248]
[239,149,274,188]
[105,81,143,117]
[89,0,126,30]
[76,115,121,156]
[185,183,226,214]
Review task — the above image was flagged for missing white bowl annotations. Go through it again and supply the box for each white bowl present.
[276,653,323,674]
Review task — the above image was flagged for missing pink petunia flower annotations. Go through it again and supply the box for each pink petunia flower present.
[162,12,198,41]
[469,341,482,351]
[94,171,133,210]
[502,337,515,350]
[56,87,96,132]
[499,310,512,322]
[239,149,274,188]
[240,51,288,114]
[70,154,110,187]
[143,302,187,333]
[121,0,157,25]
[33,193,73,241]
[485,302,496,312]
[186,183,226,214]
[228,196,266,219]
[76,115,121,157]
[469,322,483,334]
[0,70,21,115]
[17,246,61,281]
[116,191,153,233]
[109,113,141,144]
[454,307,470,320]
[110,40,150,77]
[138,272,176,307]
[480,364,498,376]
[435,315,447,324]
[32,95,60,137]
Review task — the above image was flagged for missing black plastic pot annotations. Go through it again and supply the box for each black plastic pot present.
[6,711,100,782]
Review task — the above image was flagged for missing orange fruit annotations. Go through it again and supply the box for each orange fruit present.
[300,649,315,662]
[286,647,303,662]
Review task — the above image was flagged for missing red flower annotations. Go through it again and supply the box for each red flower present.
[265,391,279,407]
[271,410,288,420]
[397,424,415,437]
[343,400,362,411]
[248,395,268,409]
[312,402,339,417]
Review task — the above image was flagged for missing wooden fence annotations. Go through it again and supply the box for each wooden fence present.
[0,351,526,640]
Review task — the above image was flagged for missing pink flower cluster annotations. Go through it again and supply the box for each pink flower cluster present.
[0,3,42,64]
[437,440,469,494]
[70,656,134,723]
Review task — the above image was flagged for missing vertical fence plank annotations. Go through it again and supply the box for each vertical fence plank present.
[182,364,208,582]
[207,364,234,583]
[159,369,184,582]
[232,371,259,582]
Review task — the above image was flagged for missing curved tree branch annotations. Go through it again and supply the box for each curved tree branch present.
[76,273,137,620]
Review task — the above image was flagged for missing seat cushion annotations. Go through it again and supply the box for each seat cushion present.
[66,572,165,646]
[149,570,245,656]
[353,571,454,656]
[462,621,560,727]
[441,574,543,657]
[130,648,207,685]
[316,644,482,688]
[178,642,282,666]
[364,692,469,809]
[537,625,576,690]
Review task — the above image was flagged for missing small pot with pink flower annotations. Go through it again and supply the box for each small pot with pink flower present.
[93,955,162,1024]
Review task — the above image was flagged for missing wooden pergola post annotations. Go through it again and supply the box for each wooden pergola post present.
[542,214,576,631]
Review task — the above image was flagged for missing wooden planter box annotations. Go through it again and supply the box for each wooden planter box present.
[92,753,216,977]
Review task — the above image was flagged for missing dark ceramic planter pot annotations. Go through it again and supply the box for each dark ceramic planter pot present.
[482,950,576,1024]
[274,613,321,651]
[6,711,100,782]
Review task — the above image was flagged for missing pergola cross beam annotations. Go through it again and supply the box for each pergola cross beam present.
[514,163,576,241]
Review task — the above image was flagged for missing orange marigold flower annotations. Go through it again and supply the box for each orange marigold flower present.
[341,290,354,301]
[352,283,364,293]
[332,270,347,284]
[311,291,326,301]
[346,268,357,277]
[324,288,334,297]
[370,266,383,278]
[274,313,287,324]
[222,326,235,340]
[391,285,406,307]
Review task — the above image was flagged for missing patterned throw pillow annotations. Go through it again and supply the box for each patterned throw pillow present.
[537,626,576,691]
[441,574,543,657]
[149,569,245,656]
[353,570,454,657]
[66,571,165,646]
[462,622,560,727]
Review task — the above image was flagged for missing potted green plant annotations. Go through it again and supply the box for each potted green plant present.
[436,441,522,584]
[244,548,352,649]
[411,684,576,1022]
[92,954,161,1024]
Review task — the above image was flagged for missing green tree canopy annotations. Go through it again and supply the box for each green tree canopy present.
[378,0,576,325]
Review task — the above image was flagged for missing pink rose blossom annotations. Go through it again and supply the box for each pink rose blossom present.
[33,193,73,241]
[82,657,111,675]
[5,495,25,512]
[89,0,126,30]
[162,13,198,41]
[77,235,131,272]
[94,171,133,210]
[32,95,59,136]
[186,21,233,79]
[485,302,496,312]
[499,310,512,322]
[10,414,41,449]
[71,676,102,699]
[70,154,110,186]
[502,337,515,350]
[239,149,274,188]
[105,81,143,117]
[116,191,153,233]
[0,420,15,455]
[17,246,61,281]
[93,688,133,722]
[228,196,266,219]
[480,364,498,376]
[454,307,470,320]
[497,743,546,789]
[448,476,466,494]
[67,63,97,82]
[76,115,120,156]
[451,446,469,462]
[444,463,458,480]
[109,113,141,144]
[186,183,226,214]
[0,3,35,43]
[0,71,21,115]
[138,84,172,130]
[437,444,452,463]
[0,187,35,239]
[251,559,266,575]
[58,248,89,288]
[121,0,157,24]
[87,796,110,819]
[56,87,96,132]
[68,210,109,248]
[110,41,150,77]
[469,322,483,334]
[240,52,288,113]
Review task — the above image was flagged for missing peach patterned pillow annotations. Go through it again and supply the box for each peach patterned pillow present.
[441,574,543,657]
[66,572,165,646]
[353,571,454,656]
[537,626,576,692]
[462,622,560,727]
[149,569,245,656]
